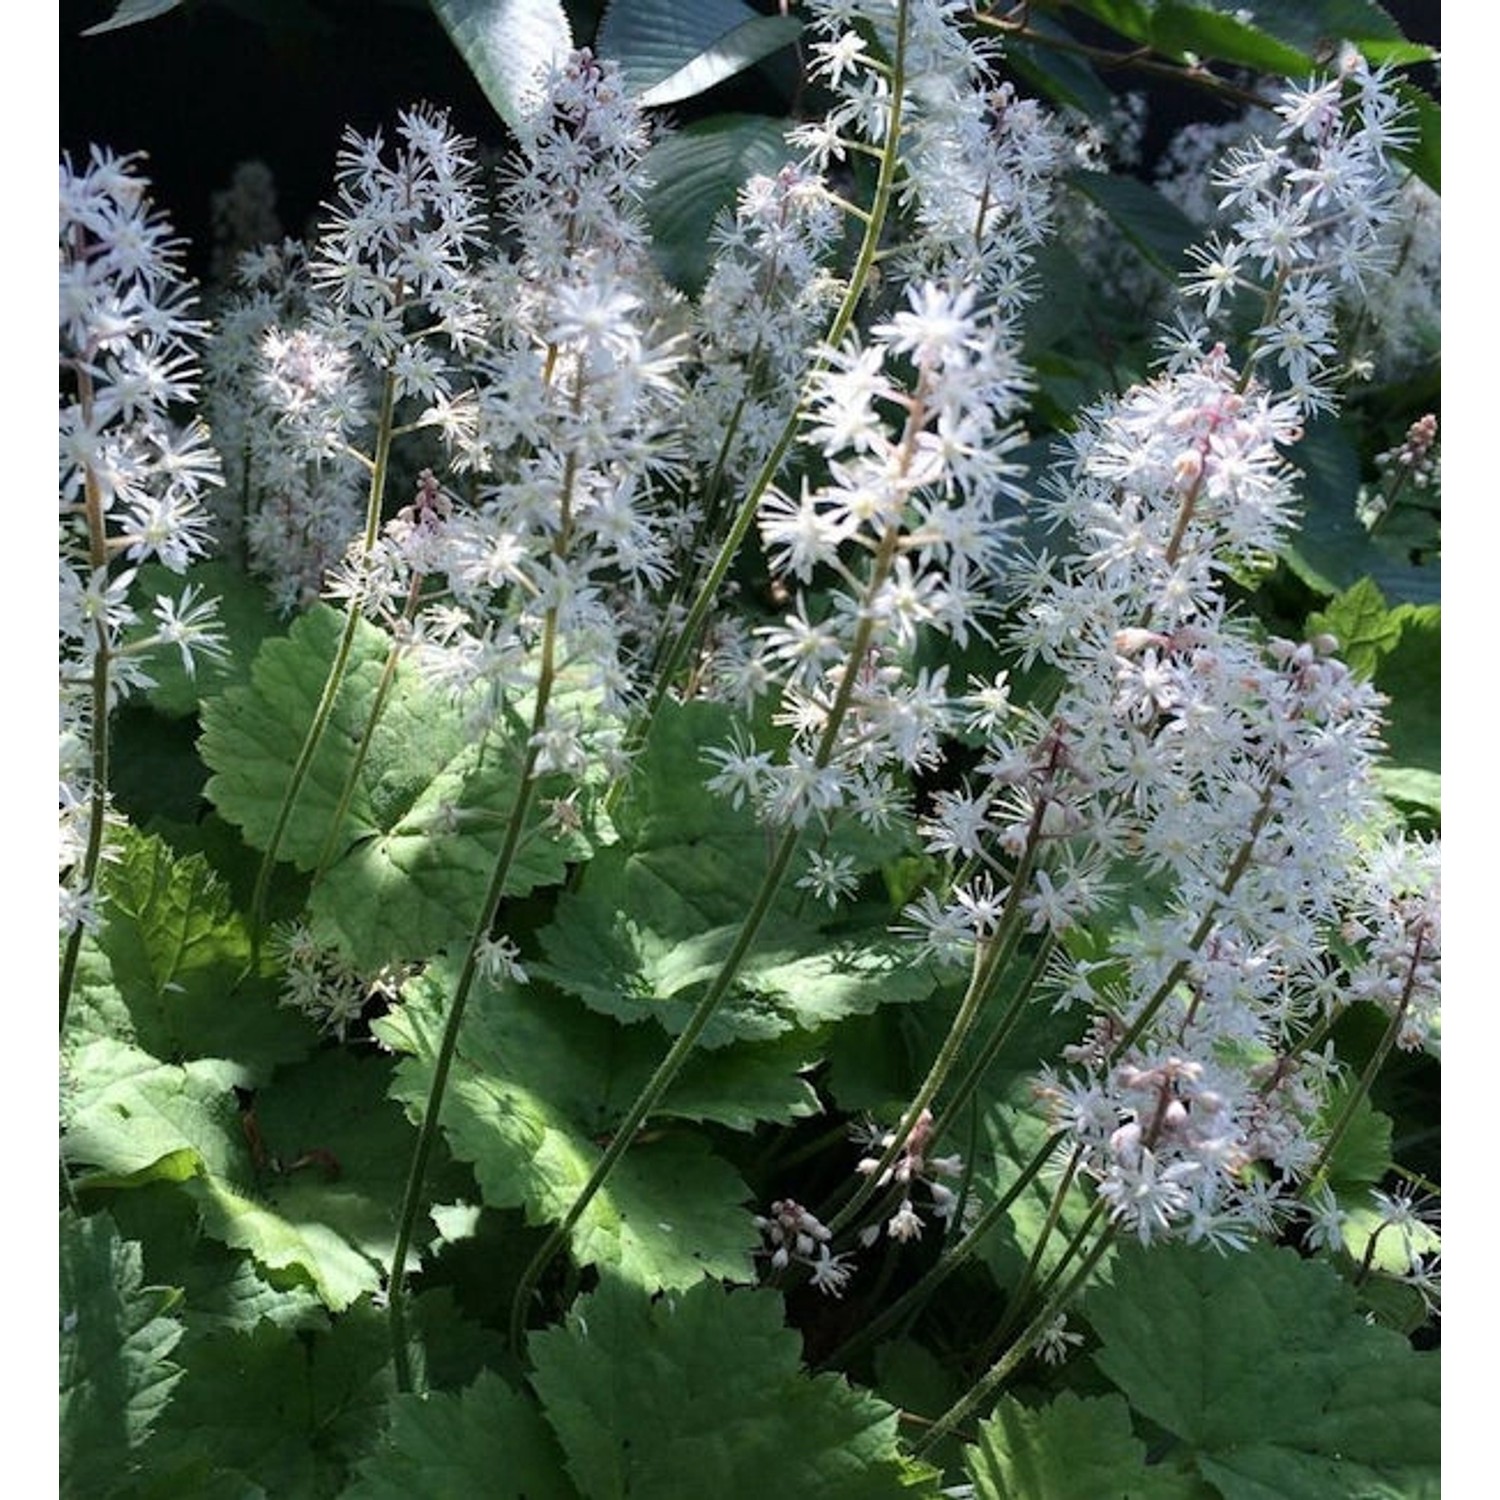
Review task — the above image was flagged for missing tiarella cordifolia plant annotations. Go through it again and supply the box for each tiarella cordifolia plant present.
[58,149,226,1006]
[60,2,1440,1493]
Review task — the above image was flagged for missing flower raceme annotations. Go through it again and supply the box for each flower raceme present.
[59,149,226,939]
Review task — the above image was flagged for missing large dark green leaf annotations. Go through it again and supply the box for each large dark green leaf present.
[377,966,761,1290]
[429,0,574,134]
[1087,1241,1440,1498]
[347,1371,576,1499]
[528,1278,941,1497]
[598,0,801,106]
[643,114,794,292]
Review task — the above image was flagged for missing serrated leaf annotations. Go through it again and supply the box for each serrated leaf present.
[966,1391,1202,1499]
[429,0,573,134]
[377,966,758,1290]
[598,0,801,105]
[81,825,311,1080]
[1087,1241,1440,1497]
[643,114,794,291]
[529,1278,940,1498]
[1308,577,1404,679]
[1223,0,1403,54]
[60,1210,185,1496]
[347,1370,576,1499]
[142,1300,392,1496]
[189,1048,438,1311]
[200,605,599,968]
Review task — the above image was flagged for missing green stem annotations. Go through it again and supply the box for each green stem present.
[388,608,561,1392]
[827,781,1052,1237]
[821,1128,1069,1371]
[310,570,427,887]
[60,360,114,1034]
[248,369,398,953]
[1305,920,1428,1196]
[914,1206,1115,1454]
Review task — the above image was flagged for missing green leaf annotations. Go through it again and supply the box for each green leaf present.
[537,697,934,1044]
[1320,1090,1394,1192]
[1371,601,1439,780]
[142,1299,393,1496]
[529,1277,940,1498]
[377,966,759,1290]
[1087,1241,1440,1498]
[1284,418,1440,606]
[1308,577,1404,679]
[347,1370,577,1499]
[200,605,599,968]
[63,1039,247,1186]
[1068,172,1198,275]
[429,0,574,134]
[81,825,311,1080]
[126,560,281,718]
[60,1210,185,1497]
[1149,2,1314,73]
[966,1391,1203,1499]
[190,1049,439,1312]
[642,114,795,292]
[597,0,801,105]
[64,1039,437,1311]
[81,0,183,35]
[1221,0,1403,55]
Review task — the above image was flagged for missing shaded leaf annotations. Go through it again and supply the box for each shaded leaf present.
[529,1278,941,1498]
[1087,1241,1440,1497]
[141,1300,392,1496]
[347,1370,576,1499]
[1069,172,1198,276]
[642,114,794,292]
[60,1210,185,1497]
[966,1391,1203,1499]
[81,0,183,35]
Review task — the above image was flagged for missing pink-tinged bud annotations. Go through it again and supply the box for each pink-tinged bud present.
[1173,447,1204,487]
[1162,1099,1189,1133]
[1312,633,1339,656]
[1114,627,1169,656]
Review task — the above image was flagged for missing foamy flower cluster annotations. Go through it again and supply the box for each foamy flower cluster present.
[59,149,226,934]
[703,277,1033,843]
[796,0,1066,296]
[404,53,687,751]
[753,1198,856,1297]
[854,1107,965,1244]
[1180,54,1417,413]
[971,332,1424,1246]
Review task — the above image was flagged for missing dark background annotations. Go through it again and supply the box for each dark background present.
[60,0,1442,279]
